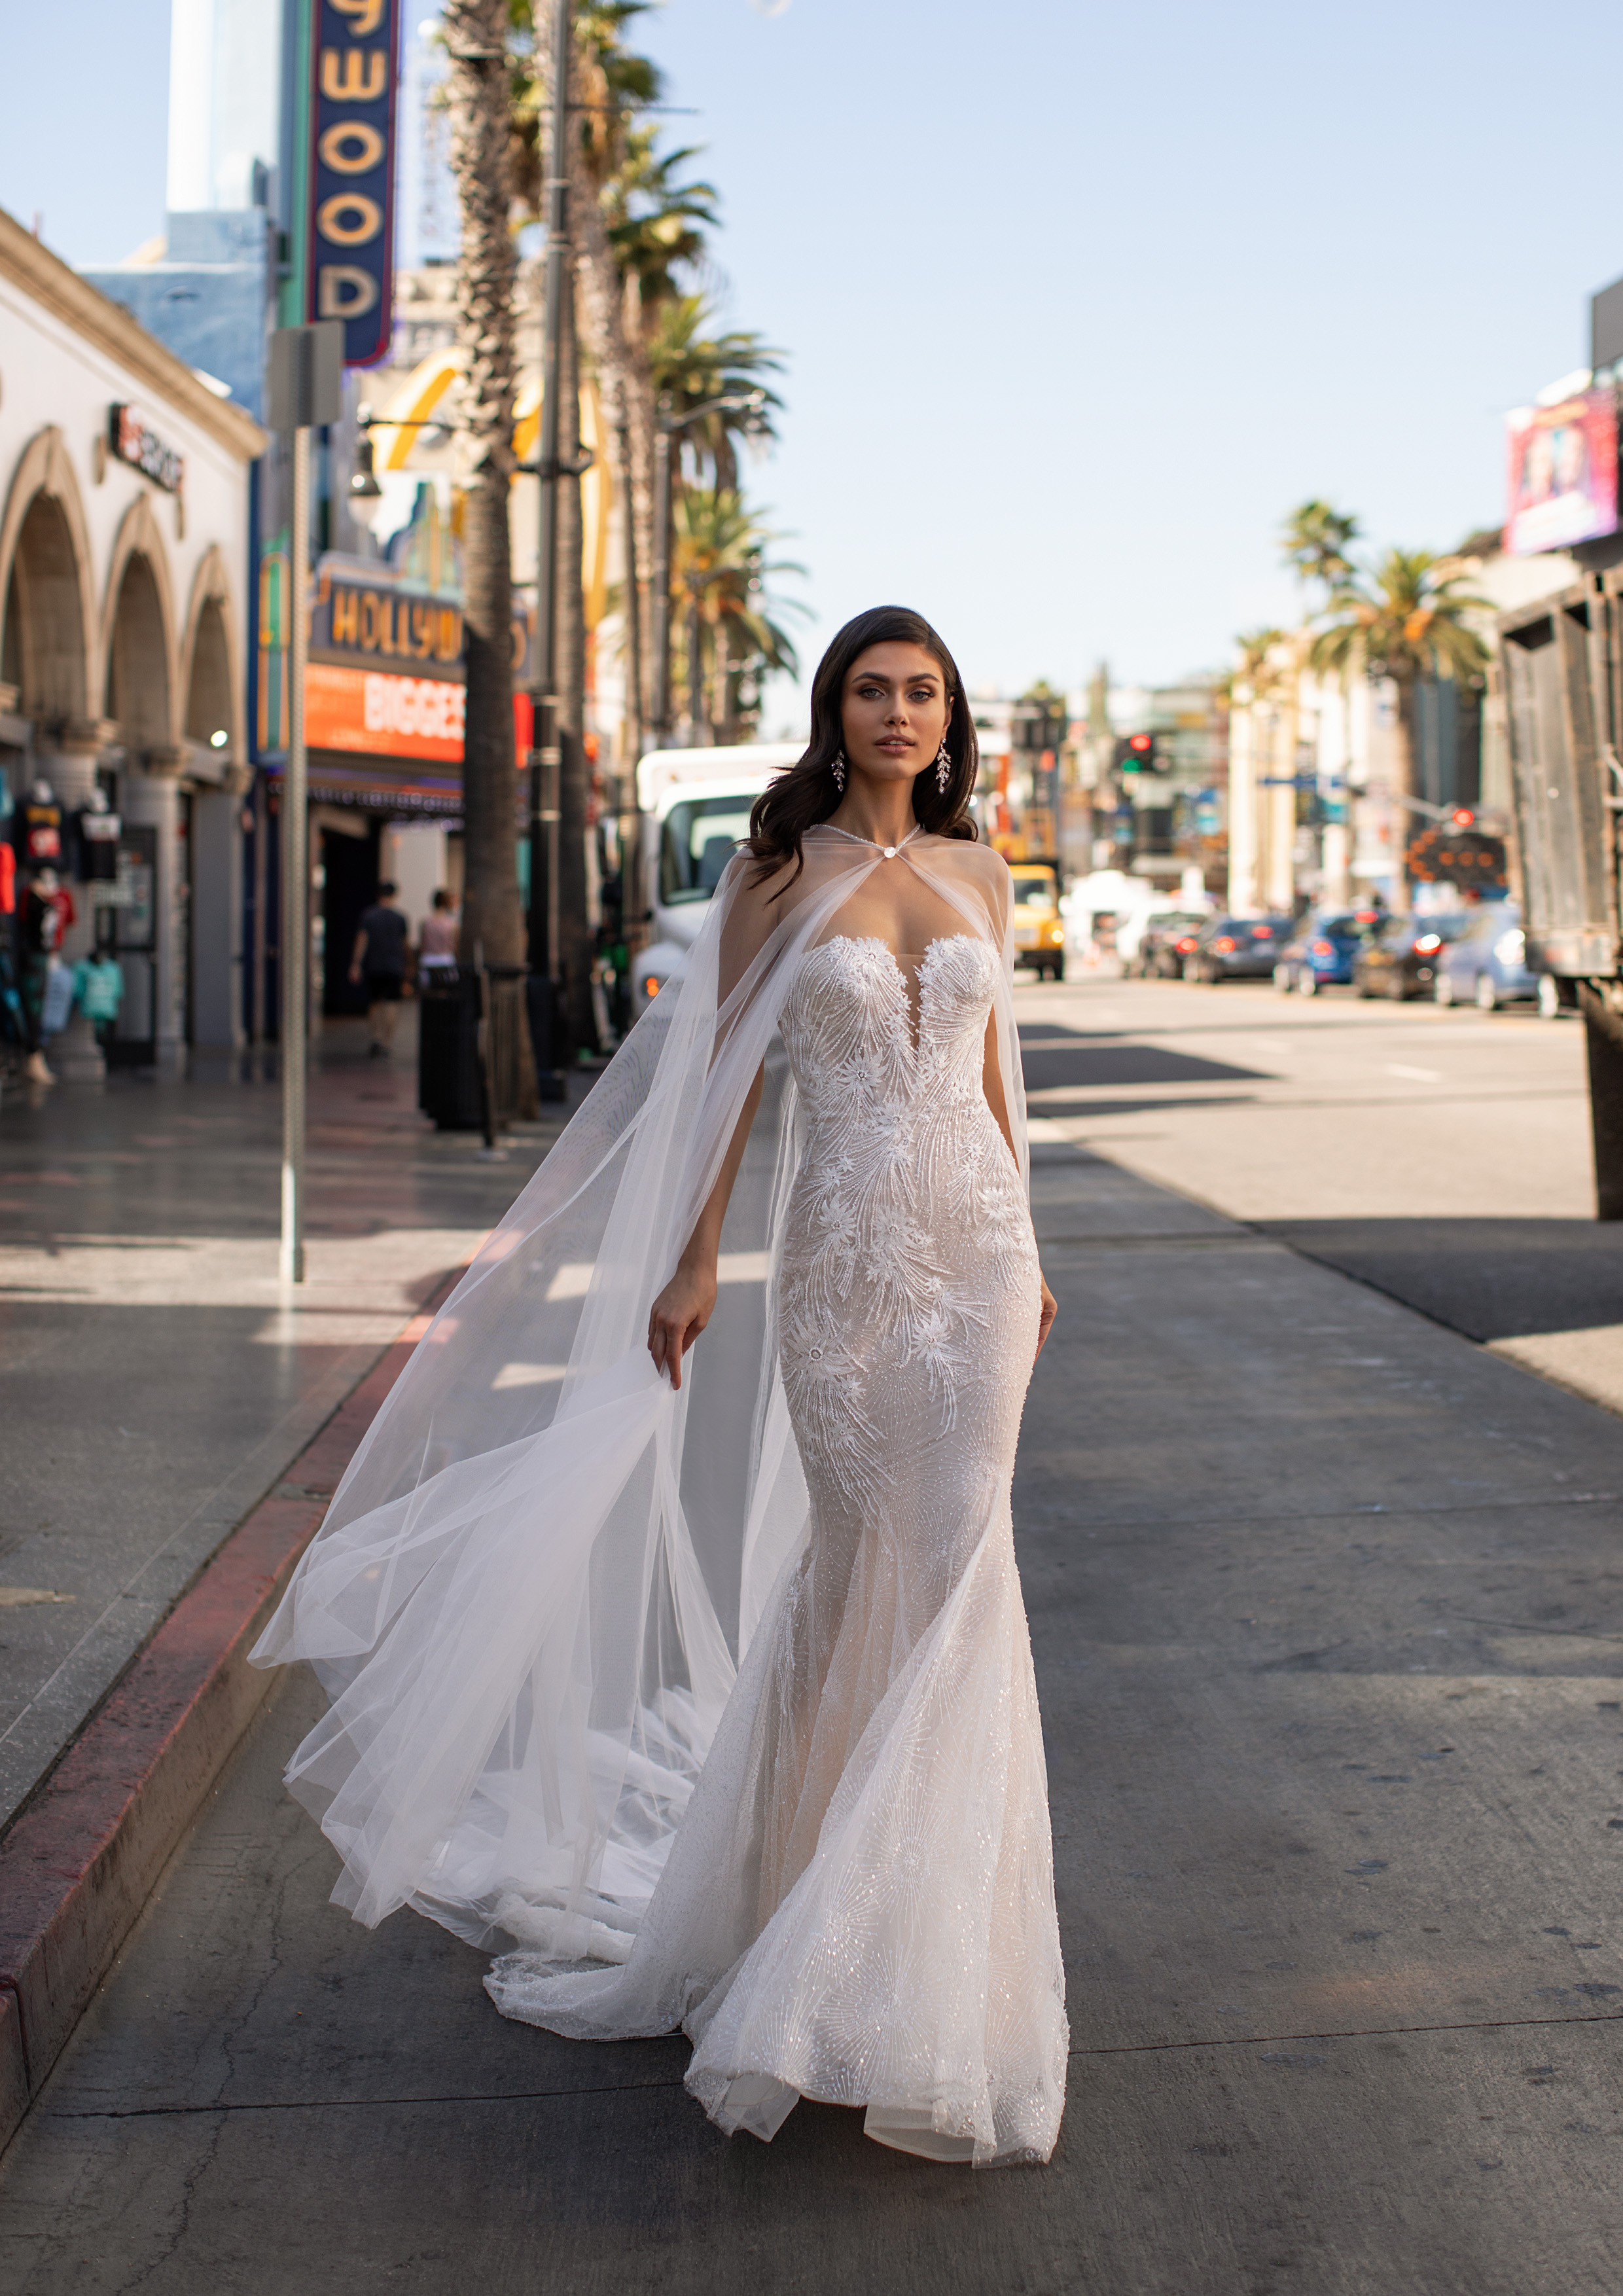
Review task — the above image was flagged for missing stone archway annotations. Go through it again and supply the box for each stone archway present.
[100,493,180,755]
[179,546,244,765]
[104,552,173,749]
[0,429,97,725]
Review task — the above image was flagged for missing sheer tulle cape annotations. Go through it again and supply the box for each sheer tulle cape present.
[250,827,1029,1964]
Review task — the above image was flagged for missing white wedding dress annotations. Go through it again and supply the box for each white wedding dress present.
[253,830,1067,2166]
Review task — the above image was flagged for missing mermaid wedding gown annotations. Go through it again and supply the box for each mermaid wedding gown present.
[253,831,1067,2166]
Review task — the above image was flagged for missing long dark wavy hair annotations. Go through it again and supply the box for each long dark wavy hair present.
[747,605,980,888]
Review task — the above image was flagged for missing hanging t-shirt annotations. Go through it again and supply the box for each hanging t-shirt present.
[23,800,62,864]
[74,956,125,1021]
[21,883,75,954]
[76,807,122,882]
[357,902,408,978]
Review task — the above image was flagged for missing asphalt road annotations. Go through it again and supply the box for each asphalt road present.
[1017,969,1622,1418]
[5,1018,1623,2292]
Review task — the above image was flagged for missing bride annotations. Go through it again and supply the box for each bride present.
[253,605,1068,2165]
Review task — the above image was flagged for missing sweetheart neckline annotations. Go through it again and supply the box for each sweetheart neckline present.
[800,934,989,1058]
[808,932,981,970]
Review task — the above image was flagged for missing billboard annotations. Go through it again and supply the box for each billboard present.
[307,0,401,366]
[1505,386,1618,557]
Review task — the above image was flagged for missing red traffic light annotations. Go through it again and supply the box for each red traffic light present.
[1128,734,1152,753]
[1450,807,1475,827]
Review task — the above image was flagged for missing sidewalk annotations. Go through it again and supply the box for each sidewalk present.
[0,1010,569,1833]
[3,1111,1622,2290]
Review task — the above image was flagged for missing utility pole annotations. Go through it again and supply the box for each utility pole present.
[526,0,571,1100]
[267,321,343,1283]
[650,399,674,749]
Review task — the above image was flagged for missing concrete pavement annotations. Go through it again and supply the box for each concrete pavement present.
[3,1009,1622,2290]
[0,1011,569,1833]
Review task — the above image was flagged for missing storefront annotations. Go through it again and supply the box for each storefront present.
[255,535,532,1019]
[0,206,264,1076]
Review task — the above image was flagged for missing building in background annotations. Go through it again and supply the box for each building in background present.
[0,207,264,1073]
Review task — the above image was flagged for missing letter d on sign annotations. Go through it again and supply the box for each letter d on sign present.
[319,266,380,319]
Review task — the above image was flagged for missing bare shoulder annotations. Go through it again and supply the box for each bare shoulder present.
[935,837,1011,893]
[717,848,797,996]
[721,848,797,922]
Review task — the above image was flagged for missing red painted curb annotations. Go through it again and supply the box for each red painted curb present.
[0,1275,459,2154]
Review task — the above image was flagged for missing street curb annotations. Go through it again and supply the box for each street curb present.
[0,1275,459,2157]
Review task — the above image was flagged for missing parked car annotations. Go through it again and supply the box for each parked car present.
[1130,911,1210,978]
[1272,906,1387,996]
[1010,861,1066,979]
[1184,914,1293,982]
[1433,901,1541,1010]
[1353,913,1472,1000]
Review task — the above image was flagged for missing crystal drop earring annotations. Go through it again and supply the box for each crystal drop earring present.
[831,749,846,795]
[935,738,952,795]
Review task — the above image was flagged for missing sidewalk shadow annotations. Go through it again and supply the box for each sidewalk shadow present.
[1021,1039,1269,1092]
[1262,1216,1623,1341]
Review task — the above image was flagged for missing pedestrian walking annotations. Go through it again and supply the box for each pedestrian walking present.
[348,881,409,1058]
[417,887,459,978]
[255,609,1065,2165]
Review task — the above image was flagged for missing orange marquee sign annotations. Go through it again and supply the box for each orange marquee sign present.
[305,664,465,761]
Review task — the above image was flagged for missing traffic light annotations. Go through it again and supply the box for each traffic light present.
[1113,732,1157,774]
[1450,806,1476,828]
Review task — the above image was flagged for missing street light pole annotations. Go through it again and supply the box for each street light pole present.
[281,419,310,1284]
[650,399,673,749]
[526,0,571,1100]
[267,321,342,1284]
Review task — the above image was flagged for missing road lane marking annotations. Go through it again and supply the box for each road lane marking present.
[1385,1063,1441,1081]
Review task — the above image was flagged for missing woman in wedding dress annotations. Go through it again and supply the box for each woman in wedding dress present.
[253,605,1068,2165]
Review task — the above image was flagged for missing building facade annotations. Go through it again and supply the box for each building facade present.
[0,207,265,1072]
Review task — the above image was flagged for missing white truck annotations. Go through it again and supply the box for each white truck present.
[630,742,804,1015]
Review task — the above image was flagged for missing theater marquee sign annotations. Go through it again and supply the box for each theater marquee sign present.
[307,0,399,365]
[303,560,533,766]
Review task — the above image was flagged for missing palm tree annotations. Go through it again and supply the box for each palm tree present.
[649,296,782,493]
[1224,628,1290,706]
[607,141,721,340]
[1281,500,1360,602]
[443,0,527,977]
[670,490,802,742]
[1310,549,1490,808]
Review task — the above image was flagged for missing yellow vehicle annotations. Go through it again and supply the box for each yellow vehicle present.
[1008,862,1066,980]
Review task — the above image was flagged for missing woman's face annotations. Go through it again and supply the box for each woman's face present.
[840,642,952,787]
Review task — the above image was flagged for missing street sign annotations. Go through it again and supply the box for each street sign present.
[267,322,344,433]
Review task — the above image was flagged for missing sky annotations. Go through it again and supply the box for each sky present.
[7,0,1623,719]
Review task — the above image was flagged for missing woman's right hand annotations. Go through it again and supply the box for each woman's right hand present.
[648,1259,719,1390]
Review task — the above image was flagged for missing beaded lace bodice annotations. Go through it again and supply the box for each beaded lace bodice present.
[777,933,1036,1489]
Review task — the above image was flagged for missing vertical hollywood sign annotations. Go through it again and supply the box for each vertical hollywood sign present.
[308,0,400,366]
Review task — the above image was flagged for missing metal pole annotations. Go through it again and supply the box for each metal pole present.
[279,422,310,1283]
[650,404,672,748]
[526,0,570,1096]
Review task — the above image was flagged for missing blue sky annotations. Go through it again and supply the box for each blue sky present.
[8,0,1622,716]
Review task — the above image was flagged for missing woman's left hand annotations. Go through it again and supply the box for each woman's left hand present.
[1035,1272,1058,1362]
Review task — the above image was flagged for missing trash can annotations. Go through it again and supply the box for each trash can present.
[418,966,484,1130]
